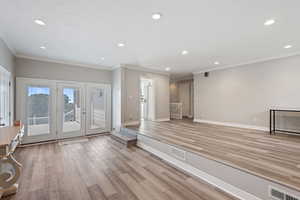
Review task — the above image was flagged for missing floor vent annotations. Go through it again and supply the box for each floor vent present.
[286,194,299,200]
[170,147,186,161]
[269,186,299,200]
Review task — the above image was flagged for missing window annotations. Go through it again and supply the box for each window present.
[0,65,11,127]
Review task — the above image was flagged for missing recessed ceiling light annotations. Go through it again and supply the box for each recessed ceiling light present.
[165,67,171,71]
[101,57,105,61]
[264,19,275,26]
[40,46,46,50]
[181,50,189,55]
[117,43,125,47]
[152,13,162,20]
[34,19,46,26]
[284,45,293,49]
[214,61,220,65]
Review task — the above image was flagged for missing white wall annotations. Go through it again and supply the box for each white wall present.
[0,38,15,74]
[170,79,194,118]
[123,67,170,123]
[194,55,300,130]
[170,81,179,102]
[16,57,112,84]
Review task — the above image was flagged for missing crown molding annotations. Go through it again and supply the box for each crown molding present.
[111,64,122,70]
[170,74,193,82]
[193,52,300,74]
[15,54,113,71]
[121,64,170,76]
[0,32,16,55]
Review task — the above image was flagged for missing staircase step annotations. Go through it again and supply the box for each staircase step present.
[110,131,137,147]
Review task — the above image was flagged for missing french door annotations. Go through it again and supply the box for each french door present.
[17,79,57,143]
[57,83,84,139]
[17,78,111,144]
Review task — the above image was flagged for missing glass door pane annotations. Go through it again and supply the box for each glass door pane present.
[27,86,50,136]
[63,88,81,133]
[57,84,84,139]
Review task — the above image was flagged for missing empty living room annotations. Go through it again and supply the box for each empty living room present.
[1,0,300,200]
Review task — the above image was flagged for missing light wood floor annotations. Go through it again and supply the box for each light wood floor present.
[128,119,300,191]
[4,135,236,200]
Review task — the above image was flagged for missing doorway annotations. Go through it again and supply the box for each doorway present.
[16,78,111,144]
[140,78,154,121]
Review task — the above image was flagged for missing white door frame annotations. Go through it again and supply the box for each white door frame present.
[139,77,155,121]
[85,83,111,135]
[16,78,57,144]
[56,82,85,139]
[16,77,111,144]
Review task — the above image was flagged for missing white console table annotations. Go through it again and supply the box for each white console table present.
[0,125,24,198]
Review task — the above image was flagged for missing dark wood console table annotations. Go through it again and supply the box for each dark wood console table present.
[269,108,300,135]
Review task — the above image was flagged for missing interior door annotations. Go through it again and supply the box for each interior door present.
[86,84,111,135]
[17,79,57,143]
[57,83,84,139]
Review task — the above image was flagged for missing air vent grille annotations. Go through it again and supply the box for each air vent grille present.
[286,194,299,200]
[170,147,186,161]
[270,188,284,200]
[269,186,299,200]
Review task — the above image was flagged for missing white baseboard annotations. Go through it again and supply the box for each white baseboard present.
[137,141,261,200]
[193,119,268,132]
[122,121,140,126]
[154,118,170,122]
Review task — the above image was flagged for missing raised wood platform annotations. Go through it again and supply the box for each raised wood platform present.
[9,135,236,200]
[127,119,300,192]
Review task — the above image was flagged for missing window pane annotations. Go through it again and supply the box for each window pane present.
[27,87,50,136]
[63,88,81,132]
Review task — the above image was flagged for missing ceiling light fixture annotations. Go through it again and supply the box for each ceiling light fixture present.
[165,67,171,71]
[101,57,105,61]
[284,45,293,49]
[34,19,46,26]
[152,13,162,20]
[181,50,189,55]
[214,61,220,65]
[117,43,125,47]
[264,19,275,26]
[40,46,46,50]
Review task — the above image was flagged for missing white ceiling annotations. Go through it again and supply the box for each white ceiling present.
[1,0,300,75]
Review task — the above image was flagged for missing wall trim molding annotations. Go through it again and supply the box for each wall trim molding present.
[193,52,300,74]
[154,118,171,122]
[15,54,113,71]
[193,119,268,132]
[122,121,140,126]
[121,64,170,76]
[137,141,262,200]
